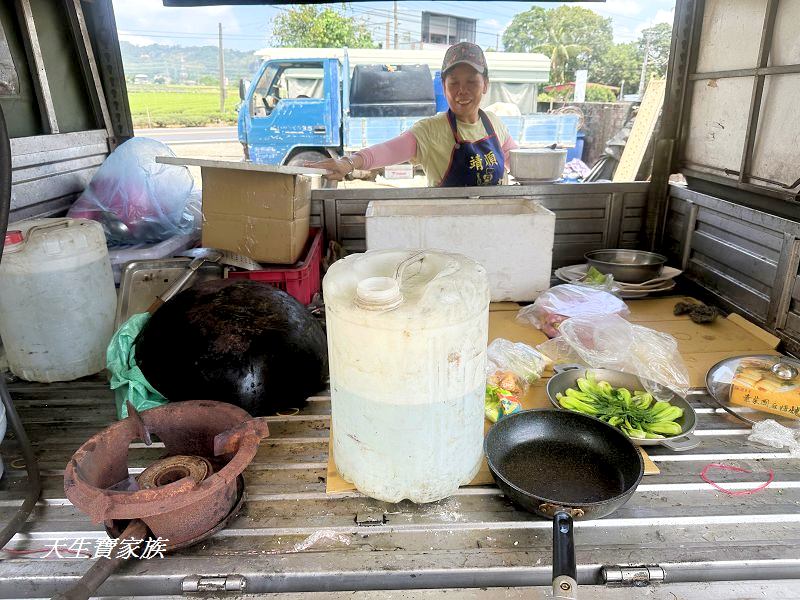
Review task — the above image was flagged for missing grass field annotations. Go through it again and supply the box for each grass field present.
[128,85,241,127]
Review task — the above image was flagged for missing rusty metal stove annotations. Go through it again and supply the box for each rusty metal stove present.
[64,400,269,547]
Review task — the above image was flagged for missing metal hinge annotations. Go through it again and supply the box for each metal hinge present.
[182,574,247,593]
[602,565,665,587]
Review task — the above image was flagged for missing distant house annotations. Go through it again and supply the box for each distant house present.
[133,74,149,84]
[421,11,476,45]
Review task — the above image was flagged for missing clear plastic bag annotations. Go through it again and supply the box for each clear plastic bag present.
[748,419,800,456]
[67,137,196,244]
[517,284,629,338]
[484,339,549,422]
[487,338,549,385]
[575,266,616,292]
[537,314,690,399]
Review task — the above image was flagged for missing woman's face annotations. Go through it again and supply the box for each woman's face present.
[444,64,488,121]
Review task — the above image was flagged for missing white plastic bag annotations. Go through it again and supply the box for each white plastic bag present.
[67,137,196,244]
[537,314,690,399]
[748,420,800,456]
[517,284,629,338]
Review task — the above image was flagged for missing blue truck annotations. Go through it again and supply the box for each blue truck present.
[237,52,579,170]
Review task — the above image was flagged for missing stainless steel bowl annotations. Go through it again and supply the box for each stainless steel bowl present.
[546,365,699,451]
[584,249,667,283]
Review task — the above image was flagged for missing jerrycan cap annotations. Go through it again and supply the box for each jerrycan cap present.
[3,230,24,251]
[355,276,402,310]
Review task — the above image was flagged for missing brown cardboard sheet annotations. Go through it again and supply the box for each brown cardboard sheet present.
[325,298,778,493]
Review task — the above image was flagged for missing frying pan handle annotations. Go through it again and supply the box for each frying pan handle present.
[553,364,585,375]
[660,432,701,451]
[552,511,578,599]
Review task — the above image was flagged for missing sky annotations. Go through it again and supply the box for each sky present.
[113,0,676,53]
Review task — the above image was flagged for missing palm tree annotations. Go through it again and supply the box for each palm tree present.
[535,26,589,85]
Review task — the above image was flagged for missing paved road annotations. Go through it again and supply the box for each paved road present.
[134,126,238,145]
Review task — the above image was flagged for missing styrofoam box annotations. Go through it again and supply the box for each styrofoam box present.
[366,198,555,302]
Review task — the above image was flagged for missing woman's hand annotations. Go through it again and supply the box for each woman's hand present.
[306,157,354,181]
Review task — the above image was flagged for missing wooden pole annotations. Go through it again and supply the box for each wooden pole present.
[218,22,226,113]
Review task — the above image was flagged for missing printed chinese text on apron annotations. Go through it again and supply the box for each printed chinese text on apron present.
[439,109,505,187]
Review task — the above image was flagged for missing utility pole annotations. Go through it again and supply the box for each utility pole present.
[638,33,650,100]
[385,20,390,50]
[495,33,499,50]
[393,1,398,49]
[218,22,226,113]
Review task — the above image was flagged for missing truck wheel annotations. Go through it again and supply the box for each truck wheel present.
[286,151,328,168]
[287,151,337,188]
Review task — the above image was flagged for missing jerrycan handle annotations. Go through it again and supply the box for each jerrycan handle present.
[18,218,74,246]
[394,250,427,282]
[355,251,427,311]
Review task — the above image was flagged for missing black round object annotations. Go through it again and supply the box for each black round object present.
[484,409,643,519]
[135,280,328,416]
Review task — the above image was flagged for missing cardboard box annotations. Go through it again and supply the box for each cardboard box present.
[156,157,323,264]
[201,168,310,264]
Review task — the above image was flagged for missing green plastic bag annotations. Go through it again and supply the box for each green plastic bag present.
[107,313,168,419]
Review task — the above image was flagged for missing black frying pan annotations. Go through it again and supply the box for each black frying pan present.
[485,409,644,599]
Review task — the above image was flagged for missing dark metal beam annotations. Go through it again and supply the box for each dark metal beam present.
[82,0,133,145]
[738,0,779,187]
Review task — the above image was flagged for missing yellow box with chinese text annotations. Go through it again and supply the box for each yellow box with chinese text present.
[729,359,800,419]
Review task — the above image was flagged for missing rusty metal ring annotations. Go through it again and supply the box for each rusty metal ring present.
[10,458,26,469]
[276,408,300,416]
[137,455,213,490]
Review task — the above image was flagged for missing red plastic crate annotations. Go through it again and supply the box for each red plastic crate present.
[227,228,323,305]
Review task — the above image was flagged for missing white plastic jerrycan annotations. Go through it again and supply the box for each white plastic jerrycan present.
[0,218,117,382]
[323,249,490,503]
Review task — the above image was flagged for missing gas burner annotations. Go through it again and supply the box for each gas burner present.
[64,400,269,547]
[137,455,214,490]
[105,475,246,552]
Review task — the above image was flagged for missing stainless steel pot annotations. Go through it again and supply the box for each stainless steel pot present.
[546,364,699,451]
[509,148,567,182]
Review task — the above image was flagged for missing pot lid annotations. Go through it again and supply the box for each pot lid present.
[705,354,800,425]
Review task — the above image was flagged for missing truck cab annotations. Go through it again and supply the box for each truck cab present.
[238,58,341,166]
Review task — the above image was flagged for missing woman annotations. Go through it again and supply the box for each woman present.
[309,42,519,187]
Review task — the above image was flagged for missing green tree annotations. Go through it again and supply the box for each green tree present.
[592,41,640,93]
[639,22,672,79]
[272,6,376,49]
[502,6,613,84]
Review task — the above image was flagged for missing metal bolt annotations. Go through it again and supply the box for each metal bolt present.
[560,582,571,591]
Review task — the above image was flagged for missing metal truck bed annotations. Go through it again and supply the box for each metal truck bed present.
[1,378,799,598]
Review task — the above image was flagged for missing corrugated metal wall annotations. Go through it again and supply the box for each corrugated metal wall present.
[664,183,800,352]
[9,130,108,221]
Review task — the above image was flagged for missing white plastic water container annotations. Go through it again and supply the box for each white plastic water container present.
[365,198,555,302]
[324,249,490,503]
[0,218,117,382]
